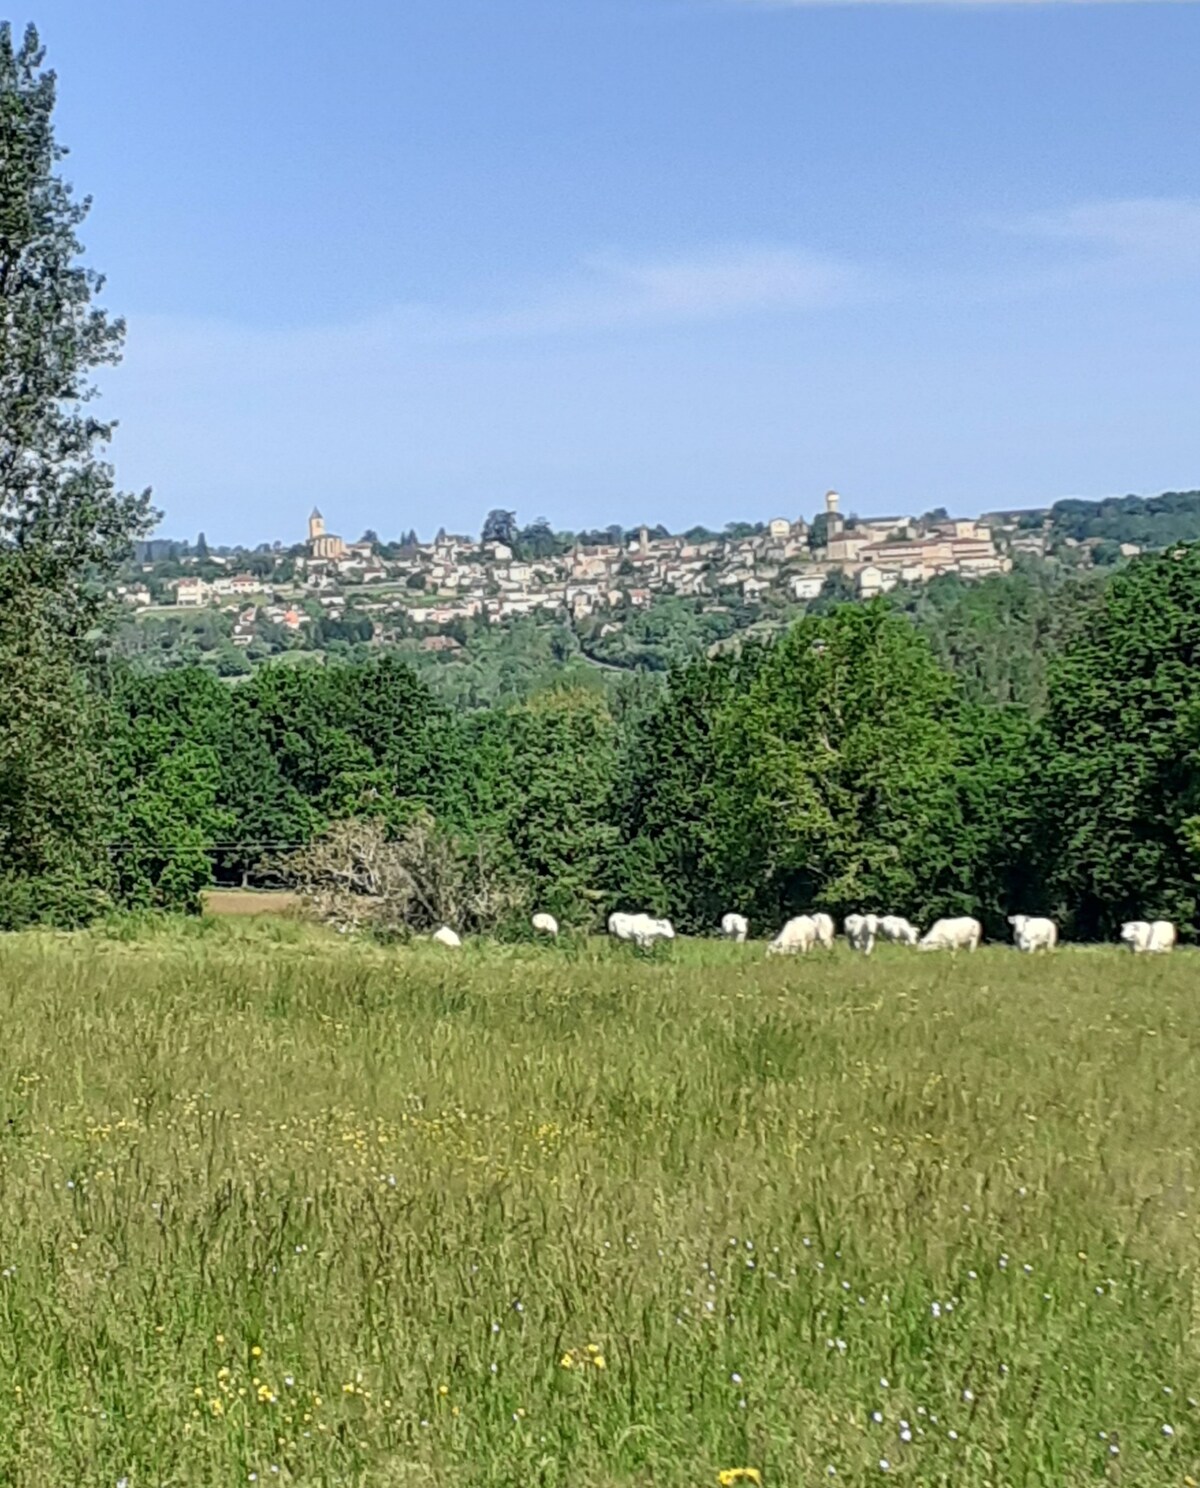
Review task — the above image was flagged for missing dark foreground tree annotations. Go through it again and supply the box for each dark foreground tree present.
[0,25,154,925]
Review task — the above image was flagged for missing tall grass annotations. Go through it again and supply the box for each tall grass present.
[0,924,1196,1485]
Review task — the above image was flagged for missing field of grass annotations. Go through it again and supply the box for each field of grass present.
[0,924,1196,1486]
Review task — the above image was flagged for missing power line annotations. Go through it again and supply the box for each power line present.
[103,840,311,853]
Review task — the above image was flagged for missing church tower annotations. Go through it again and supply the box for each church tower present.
[306,506,346,560]
[824,489,844,537]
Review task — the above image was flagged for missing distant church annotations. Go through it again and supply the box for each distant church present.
[308,507,346,560]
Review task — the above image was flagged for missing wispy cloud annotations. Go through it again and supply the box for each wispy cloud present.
[129,243,862,355]
[116,241,864,424]
[448,244,864,338]
[1008,197,1200,275]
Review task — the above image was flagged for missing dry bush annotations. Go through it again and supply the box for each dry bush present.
[281,812,526,937]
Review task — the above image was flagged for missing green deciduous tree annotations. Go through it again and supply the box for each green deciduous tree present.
[105,669,235,910]
[0,25,154,923]
[613,645,763,929]
[1034,544,1200,939]
[498,689,619,923]
[439,688,619,925]
[715,604,964,926]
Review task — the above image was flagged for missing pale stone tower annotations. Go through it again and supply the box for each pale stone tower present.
[824,489,844,537]
[308,507,326,543]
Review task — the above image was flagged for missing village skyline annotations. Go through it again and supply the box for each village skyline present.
[139,483,1108,559]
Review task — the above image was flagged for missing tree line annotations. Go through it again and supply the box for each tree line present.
[5,539,1199,942]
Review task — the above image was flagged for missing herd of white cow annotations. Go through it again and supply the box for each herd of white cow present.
[755,910,1175,954]
[430,910,1180,952]
[758,911,1176,954]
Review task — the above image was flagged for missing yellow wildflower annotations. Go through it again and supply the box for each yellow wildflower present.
[718,1472,761,1488]
[215,1334,226,1347]
[438,1383,449,1397]
[560,1354,575,1369]
[209,1398,225,1417]
[592,1354,606,1370]
[250,1345,263,1359]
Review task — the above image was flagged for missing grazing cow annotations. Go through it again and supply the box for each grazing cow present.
[609,911,675,949]
[608,911,635,940]
[531,912,559,937]
[432,925,462,948]
[1008,914,1057,953]
[811,912,836,951]
[879,915,920,946]
[918,916,982,952]
[641,916,675,946]
[844,913,879,955]
[720,912,749,943]
[767,915,818,956]
[1120,919,1177,954]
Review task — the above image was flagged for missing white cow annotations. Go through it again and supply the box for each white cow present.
[531,912,559,937]
[609,911,675,949]
[431,925,462,948]
[607,911,636,945]
[1120,919,1177,954]
[767,915,818,956]
[1008,914,1057,953]
[879,915,920,946]
[641,916,676,946]
[720,912,749,943]
[812,912,836,951]
[844,913,879,954]
[918,916,982,952]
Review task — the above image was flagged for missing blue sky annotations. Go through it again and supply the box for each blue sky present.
[26,0,1200,544]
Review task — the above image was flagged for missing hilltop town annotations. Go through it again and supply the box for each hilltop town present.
[114,492,1061,665]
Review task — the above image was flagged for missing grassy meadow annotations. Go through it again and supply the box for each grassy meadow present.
[0,923,1196,1486]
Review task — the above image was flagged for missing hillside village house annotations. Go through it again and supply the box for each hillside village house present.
[175,577,212,606]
